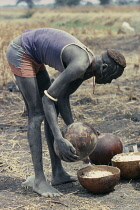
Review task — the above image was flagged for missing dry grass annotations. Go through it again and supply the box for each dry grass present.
[0,4,140,176]
[0,5,140,210]
[0,5,140,87]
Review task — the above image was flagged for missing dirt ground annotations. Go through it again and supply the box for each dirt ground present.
[0,34,140,210]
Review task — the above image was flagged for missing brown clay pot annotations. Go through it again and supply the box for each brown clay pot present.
[111,152,140,179]
[62,121,98,160]
[77,165,120,194]
[89,133,123,165]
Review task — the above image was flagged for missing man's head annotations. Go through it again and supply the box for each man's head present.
[94,49,126,84]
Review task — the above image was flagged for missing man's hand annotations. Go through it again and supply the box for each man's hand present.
[54,138,79,162]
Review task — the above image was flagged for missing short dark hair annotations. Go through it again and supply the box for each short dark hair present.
[107,49,126,68]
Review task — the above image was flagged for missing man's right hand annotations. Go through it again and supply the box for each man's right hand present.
[54,138,79,162]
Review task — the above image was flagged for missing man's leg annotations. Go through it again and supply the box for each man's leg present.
[35,70,77,185]
[15,74,62,197]
[44,119,77,186]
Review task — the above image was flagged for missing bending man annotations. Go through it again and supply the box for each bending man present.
[6,28,126,197]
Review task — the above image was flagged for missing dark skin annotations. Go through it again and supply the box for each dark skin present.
[15,44,123,197]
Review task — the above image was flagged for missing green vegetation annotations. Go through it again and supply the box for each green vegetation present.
[52,18,119,32]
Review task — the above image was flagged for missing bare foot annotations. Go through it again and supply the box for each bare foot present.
[21,175,62,197]
[33,180,63,197]
[21,175,35,188]
[51,171,78,186]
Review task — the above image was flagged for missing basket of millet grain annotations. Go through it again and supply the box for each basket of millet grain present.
[77,165,120,194]
[111,152,140,179]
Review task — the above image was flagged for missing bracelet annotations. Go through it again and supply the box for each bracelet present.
[44,90,58,102]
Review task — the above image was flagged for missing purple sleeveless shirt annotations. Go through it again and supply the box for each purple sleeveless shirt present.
[21,28,93,72]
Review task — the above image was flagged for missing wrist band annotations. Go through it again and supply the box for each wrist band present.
[44,90,58,102]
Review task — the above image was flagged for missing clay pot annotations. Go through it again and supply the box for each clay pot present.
[89,133,123,165]
[111,152,140,179]
[55,121,98,161]
[77,165,120,194]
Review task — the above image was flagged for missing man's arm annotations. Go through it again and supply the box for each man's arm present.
[42,47,90,161]
[57,78,83,126]
[42,94,78,162]
[42,64,86,161]
[57,68,93,126]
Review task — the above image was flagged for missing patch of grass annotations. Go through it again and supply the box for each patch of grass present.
[0,5,140,87]
[53,18,119,33]
[53,18,89,28]
[19,9,36,19]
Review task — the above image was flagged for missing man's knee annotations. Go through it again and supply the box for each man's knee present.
[28,113,45,125]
